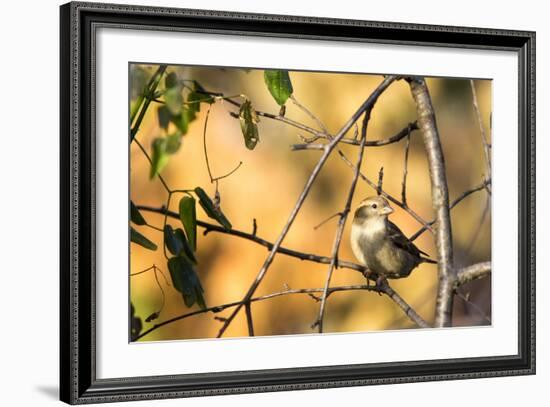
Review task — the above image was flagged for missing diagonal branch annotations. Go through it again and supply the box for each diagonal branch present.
[290,95,330,135]
[401,131,411,205]
[215,76,399,338]
[316,110,369,332]
[409,178,491,242]
[382,282,430,328]
[408,77,455,327]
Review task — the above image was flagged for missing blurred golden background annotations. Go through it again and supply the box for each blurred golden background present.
[130,64,492,341]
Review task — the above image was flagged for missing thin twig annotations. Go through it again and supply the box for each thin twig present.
[292,121,419,150]
[203,105,243,183]
[152,266,166,318]
[381,282,430,328]
[409,178,491,242]
[214,161,243,181]
[455,290,491,324]
[290,95,330,135]
[219,96,325,139]
[130,265,156,277]
[401,131,411,205]
[313,212,342,230]
[252,218,258,236]
[291,144,327,152]
[317,110,369,332]
[377,167,384,195]
[244,302,255,337]
[344,121,418,147]
[463,193,490,257]
[470,80,491,194]
[203,106,215,183]
[133,137,171,193]
[130,264,168,321]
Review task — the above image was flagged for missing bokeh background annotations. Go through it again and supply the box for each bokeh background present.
[130,64,492,341]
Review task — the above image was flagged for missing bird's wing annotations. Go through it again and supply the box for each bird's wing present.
[387,220,428,258]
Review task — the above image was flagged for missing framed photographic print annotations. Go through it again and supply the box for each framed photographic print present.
[60,1,535,404]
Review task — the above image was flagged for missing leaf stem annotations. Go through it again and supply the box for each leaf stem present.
[130,65,167,141]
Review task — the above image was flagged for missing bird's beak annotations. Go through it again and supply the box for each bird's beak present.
[380,206,394,215]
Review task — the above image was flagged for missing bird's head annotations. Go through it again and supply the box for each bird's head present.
[353,196,394,223]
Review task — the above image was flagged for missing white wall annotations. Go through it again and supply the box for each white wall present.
[0,0,545,405]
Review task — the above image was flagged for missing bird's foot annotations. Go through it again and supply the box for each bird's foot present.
[375,276,388,295]
[362,269,377,289]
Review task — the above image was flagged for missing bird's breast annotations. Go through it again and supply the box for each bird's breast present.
[350,223,367,265]
[350,221,416,278]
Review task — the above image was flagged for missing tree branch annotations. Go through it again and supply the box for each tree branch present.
[291,121,419,150]
[408,77,455,327]
[135,282,428,340]
[137,205,367,273]
[381,282,430,328]
[455,261,491,288]
[244,302,255,337]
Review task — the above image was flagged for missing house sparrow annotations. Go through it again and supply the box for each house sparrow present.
[351,196,436,282]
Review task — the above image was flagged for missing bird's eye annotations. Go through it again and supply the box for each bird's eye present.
[372,204,377,209]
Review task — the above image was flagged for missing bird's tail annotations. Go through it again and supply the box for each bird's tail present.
[421,257,437,264]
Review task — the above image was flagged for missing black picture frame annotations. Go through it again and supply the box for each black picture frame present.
[60,1,536,404]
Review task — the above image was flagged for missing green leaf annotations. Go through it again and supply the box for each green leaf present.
[157,105,171,130]
[174,228,197,264]
[164,224,183,256]
[130,303,142,341]
[170,108,196,135]
[164,86,183,115]
[164,225,196,263]
[165,132,182,154]
[130,227,157,251]
[264,70,293,106]
[179,196,197,251]
[167,256,206,309]
[194,187,232,231]
[165,71,179,89]
[130,201,146,225]
[239,99,260,150]
[149,138,169,179]
[194,81,214,103]
[130,66,148,101]
[187,86,214,114]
